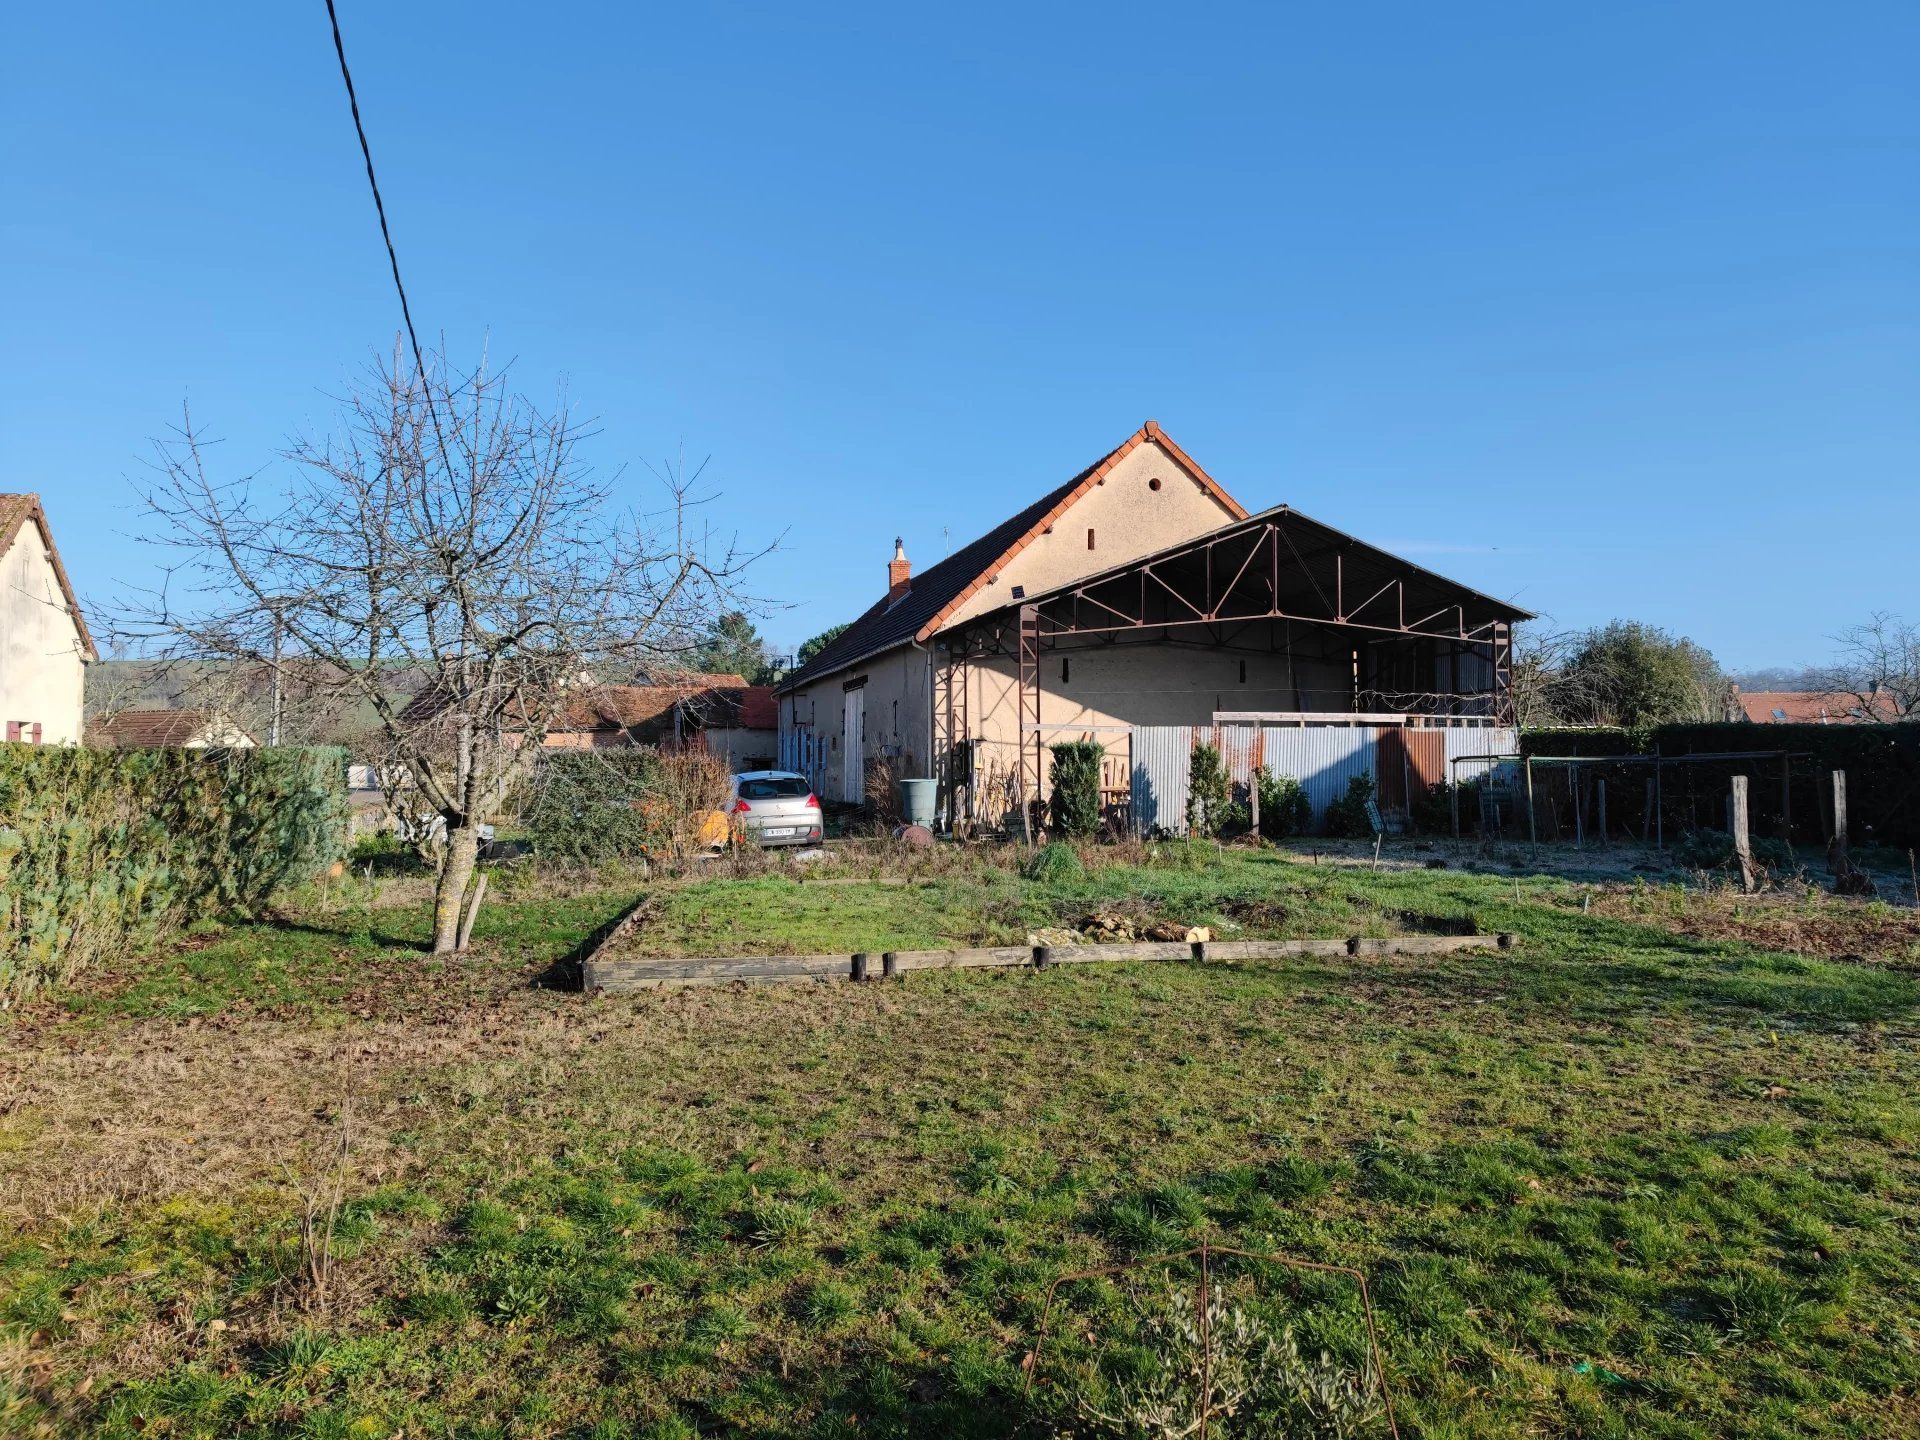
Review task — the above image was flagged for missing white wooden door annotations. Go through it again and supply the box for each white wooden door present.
[841,688,865,803]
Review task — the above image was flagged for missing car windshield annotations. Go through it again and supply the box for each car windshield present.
[740,777,810,800]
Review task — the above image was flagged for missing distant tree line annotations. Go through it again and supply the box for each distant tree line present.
[1514,612,1918,729]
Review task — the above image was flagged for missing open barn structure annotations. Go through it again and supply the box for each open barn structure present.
[778,424,1530,833]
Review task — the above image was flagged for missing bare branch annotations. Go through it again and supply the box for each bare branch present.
[111,344,760,953]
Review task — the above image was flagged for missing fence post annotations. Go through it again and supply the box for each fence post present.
[1779,752,1792,838]
[1596,778,1608,847]
[1249,744,1261,837]
[1731,775,1757,892]
[1525,757,1537,846]
[1828,770,1850,878]
[1573,762,1585,850]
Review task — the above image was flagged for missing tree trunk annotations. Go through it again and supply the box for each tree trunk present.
[432,822,481,954]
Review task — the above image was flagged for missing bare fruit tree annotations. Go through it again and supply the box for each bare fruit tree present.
[1812,611,1920,722]
[120,345,755,953]
[1508,624,1591,728]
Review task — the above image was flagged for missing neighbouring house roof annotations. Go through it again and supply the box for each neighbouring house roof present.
[86,708,254,748]
[401,670,748,731]
[0,493,97,662]
[550,685,694,734]
[637,668,751,689]
[778,421,1245,692]
[1733,689,1896,725]
[544,677,768,739]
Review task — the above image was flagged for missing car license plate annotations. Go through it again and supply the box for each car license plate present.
[763,827,795,837]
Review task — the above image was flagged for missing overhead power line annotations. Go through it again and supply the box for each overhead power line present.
[321,0,453,465]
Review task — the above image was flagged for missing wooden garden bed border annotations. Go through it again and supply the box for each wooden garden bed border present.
[582,930,1517,993]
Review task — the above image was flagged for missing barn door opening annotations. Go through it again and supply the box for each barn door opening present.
[841,687,866,803]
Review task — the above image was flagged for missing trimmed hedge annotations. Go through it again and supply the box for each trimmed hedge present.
[1521,723,1920,848]
[0,744,348,1000]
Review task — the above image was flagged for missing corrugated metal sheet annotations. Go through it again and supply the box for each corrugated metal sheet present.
[1129,722,1518,835]
[1259,726,1377,825]
[1130,726,1195,836]
[1443,726,1519,777]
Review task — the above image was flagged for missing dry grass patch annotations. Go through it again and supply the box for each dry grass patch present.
[3,856,1920,1437]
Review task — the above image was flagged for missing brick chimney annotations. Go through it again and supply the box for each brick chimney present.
[887,537,911,600]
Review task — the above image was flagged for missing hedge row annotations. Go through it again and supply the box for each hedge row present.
[522,749,735,861]
[0,744,348,1001]
[1520,723,1920,848]
[523,750,662,859]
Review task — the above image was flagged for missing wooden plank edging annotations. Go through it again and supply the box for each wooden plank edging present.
[582,932,1516,994]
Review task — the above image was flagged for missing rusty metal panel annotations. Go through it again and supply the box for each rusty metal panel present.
[1405,729,1447,792]
[1134,723,1496,834]
[1215,723,1260,794]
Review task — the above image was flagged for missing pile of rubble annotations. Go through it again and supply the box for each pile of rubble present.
[1074,909,1212,944]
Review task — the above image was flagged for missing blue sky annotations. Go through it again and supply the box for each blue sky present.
[4,3,1915,671]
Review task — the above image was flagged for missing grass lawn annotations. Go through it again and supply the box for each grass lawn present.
[3,846,1918,1438]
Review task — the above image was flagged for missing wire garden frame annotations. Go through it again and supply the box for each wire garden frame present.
[1449,749,1801,849]
[1024,1242,1401,1440]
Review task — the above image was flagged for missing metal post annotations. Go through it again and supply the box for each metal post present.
[1572,761,1584,850]
[268,610,284,747]
[1017,604,1040,846]
[1654,753,1664,850]
[1525,757,1537,846]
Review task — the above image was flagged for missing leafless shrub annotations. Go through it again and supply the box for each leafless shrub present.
[646,750,735,863]
[1068,1281,1385,1440]
[1809,611,1920,722]
[293,1100,353,1316]
[865,754,903,826]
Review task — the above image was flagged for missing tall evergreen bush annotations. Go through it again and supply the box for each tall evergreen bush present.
[0,744,347,1000]
[1048,740,1105,838]
[1186,741,1230,838]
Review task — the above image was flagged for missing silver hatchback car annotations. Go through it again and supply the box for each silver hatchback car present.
[729,770,824,847]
